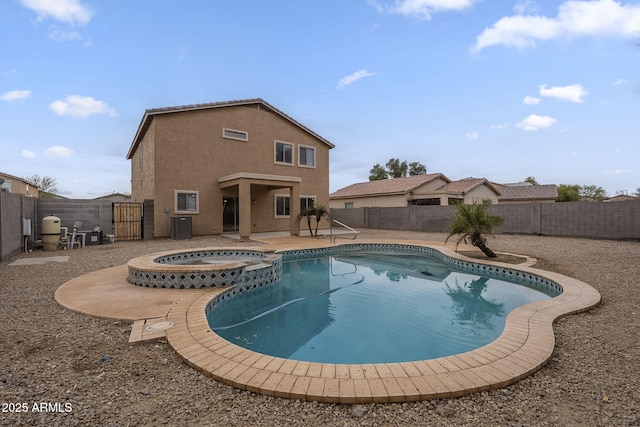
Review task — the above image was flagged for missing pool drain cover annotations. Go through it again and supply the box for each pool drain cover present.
[145,321,174,332]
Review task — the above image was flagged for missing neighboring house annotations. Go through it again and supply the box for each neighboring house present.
[94,192,131,202]
[330,176,557,208]
[604,194,639,202]
[329,174,450,209]
[0,172,38,197]
[126,98,334,239]
[493,182,558,204]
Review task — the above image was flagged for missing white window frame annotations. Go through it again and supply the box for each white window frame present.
[298,144,316,168]
[174,190,199,214]
[344,202,354,209]
[274,194,290,217]
[274,141,294,165]
[222,128,248,141]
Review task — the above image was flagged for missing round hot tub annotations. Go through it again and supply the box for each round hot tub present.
[127,248,282,289]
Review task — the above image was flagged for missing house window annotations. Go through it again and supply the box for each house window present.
[300,196,315,212]
[275,195,290,217]
[1,180,12,192]
[298,145,315,167]
[344,202,354,209]
[223,128,248,141]
[275,141,293,165]
[175,190,199,214]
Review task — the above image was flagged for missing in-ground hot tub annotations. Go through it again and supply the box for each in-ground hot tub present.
[127,248,282,289]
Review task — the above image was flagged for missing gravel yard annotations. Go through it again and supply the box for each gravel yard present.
[1,230,638,426]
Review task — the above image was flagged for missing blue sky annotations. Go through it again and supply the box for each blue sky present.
[1,0,639,198]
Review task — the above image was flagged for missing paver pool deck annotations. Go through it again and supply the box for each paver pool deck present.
[55,236,600,403]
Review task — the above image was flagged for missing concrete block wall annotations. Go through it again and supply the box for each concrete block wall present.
[0,191,37,261]
[332,200,640,240]
[37,199,114,239]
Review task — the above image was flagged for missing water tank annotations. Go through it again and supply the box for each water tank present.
[42,216,61,251]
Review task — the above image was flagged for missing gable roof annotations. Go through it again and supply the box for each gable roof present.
[330,173,449,199]
[493,183,558,201]
[126,98,334,159]
[434,178,502,196]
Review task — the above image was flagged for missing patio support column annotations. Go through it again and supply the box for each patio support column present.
[289,184,300,236]
[238,179,252,240]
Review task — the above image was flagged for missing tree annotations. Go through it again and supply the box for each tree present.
[312,204,329,237]
[368,158,427,181]
[557,184,581,202]
[445,201,504,258]
[298,204,329,237]
[524,176,538,185]
[386,158,408,178]
[557,184,608,202]
[368,164,388,181]
[24,174,58,194]
[408,161,427,176]
[580,185,607,201]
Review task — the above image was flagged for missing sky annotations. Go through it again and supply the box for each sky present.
[1,0,639,199]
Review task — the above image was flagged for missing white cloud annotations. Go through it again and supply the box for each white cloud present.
[1,90,32,101]
[472,0,640,51]
[49,95,116,118]
[514,0,539,15]
[45,146,74,157]
[368,0,476,20]
[523,95,541,105]
[465,132,479,140]
[516,114,557,131]
[48,27,82,42]
[539,83,588,103]
[20,0,93,25]
[21,150,36,159]
[337,70,376,89]
[613,77,627,85]
[491,122,509,129]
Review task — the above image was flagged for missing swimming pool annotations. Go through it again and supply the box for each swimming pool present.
[206,245,561,364]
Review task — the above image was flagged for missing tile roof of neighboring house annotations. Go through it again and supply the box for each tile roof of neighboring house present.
[330,173,449,199]
[126,98,334,159]
[433,178,501,196]
[493,183,558,201]
[604,194,639,202]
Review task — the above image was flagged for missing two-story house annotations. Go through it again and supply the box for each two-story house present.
[126,99,334,239]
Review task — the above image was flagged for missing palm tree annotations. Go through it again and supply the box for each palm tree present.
[298,204,329,237]
[445,201,504,257]
[313,204,329,237]
[298,207,316,236]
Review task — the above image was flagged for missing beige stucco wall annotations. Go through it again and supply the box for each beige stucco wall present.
[463,186,499,204]
[410,177,449,197]
[131,105,331,237]
[0,174,38,197]
[330,193,409,209]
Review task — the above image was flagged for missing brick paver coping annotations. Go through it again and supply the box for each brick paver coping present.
[164,242,600,403]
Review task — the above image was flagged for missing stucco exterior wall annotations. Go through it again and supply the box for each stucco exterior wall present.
[0,174,38,198]
[131,104,330,238]
[463,186,499,204]
[329,193,410,209]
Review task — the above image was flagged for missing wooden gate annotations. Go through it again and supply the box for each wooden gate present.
[112,202,142,241]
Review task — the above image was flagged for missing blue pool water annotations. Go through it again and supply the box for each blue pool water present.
[206,252,554,364]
